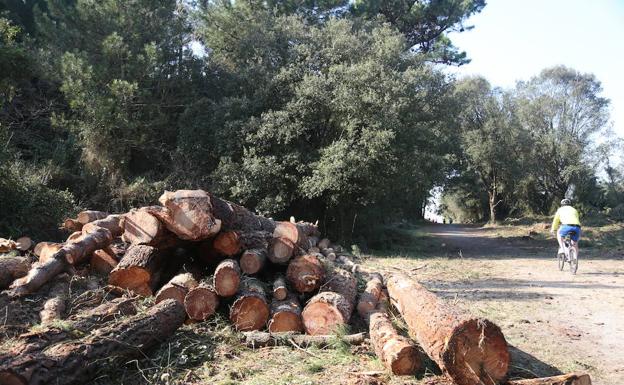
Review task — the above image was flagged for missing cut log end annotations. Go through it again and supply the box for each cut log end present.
[184,285,219,321]
[443,318,510,385]
[214,259,241,297]
[108,267,152,296]
[388,342,420,375]
[302,300,346,335]
[240,249,266,275]
[230,296,269,331]
[268,311,303,333]
[268,237,294,264]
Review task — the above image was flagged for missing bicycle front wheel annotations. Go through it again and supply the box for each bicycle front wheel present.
[558,252,565,271]
[569,248,578,274]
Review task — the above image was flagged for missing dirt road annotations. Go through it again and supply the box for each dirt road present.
[369,224,624,385]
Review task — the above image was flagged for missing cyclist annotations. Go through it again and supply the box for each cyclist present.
[550,199,581,257]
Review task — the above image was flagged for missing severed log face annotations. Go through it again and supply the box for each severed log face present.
[153,190,222,241]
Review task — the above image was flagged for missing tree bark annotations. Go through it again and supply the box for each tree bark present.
[0,256,30,289]
[4,297,138,357]
[272,275,288,300]
[108,245,166,296]
[184,281,219,321]
[268,294,303,333]
[0,299,186,385]
[155,272,198,305]
[208,193,276,233]
[286,254,324,293]
[82,214,123,237]
[240,248,267,275]
[213,259,241,297]
[242,331,366,348]
[386,273,510,385]
[302,266,357,335]
[230,278,269,331]
[146,190,221,240]
[40,276,70,324]
[8,258,67,297]
[505,373,591,385]
[357,272,384,319]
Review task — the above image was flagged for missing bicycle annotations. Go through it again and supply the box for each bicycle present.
[557,232,578,274]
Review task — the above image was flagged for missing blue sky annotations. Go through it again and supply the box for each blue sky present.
[448,0,624,137]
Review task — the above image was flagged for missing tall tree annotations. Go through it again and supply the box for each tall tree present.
[516,66,610,213]
[453,77,526,222]
[350,0,485,64]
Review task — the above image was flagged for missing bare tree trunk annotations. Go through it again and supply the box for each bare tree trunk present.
[386,273,509,385]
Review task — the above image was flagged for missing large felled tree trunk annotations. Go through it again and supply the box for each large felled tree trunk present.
[0,299,185,385]
[302,266,357,335]
[386,273,510,385]
[356,272,383,319]
[108,245,166,296]
[208,194,276,233]
[3,297,138,358]
[145,190,221,240]
[230,278,270,331]
[0,256,30,289]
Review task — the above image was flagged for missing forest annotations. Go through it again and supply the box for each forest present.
[1,0,622,242]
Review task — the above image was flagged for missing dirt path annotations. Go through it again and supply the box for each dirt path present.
[386,224,624,385]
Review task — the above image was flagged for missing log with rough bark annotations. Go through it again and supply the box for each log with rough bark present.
[122,208,170,246]
[230,278,270,331]
[90,248,119,275]
[0,256,30,289]
[272,275,288,300]
[146,190,221,241]
[108,245,166,296]
[268,294,303,333]
[357,272,384,319]
[40,276,70,324]
[34,242,63,262]
[184,281,219,321]
[302,265,357,335]
[286,254,324,293]
[155,272,198,305]
[268,237,295,264]
[240,248,267,275]
[386,273,510,385]
[82,214,123,237]
[213,259,241,297]
[63,225,113,265]
[0,299,186,385]
[208,193,276,233]
[368,300,420,375]
[67,231,82,242]
[505,373,591,385]
[4,297,138,357]
[77,210,109,225]
[7,258,67,297]
[242,331,366,348]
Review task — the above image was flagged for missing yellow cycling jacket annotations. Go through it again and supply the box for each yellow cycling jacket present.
[551,206,581,232]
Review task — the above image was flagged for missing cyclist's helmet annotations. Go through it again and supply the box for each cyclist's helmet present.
[560,198,571,206]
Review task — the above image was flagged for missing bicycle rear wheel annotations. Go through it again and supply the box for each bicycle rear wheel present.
[569,248,578,274]
[557,252,565,271]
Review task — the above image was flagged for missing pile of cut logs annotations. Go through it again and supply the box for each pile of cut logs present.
[0,190,591,385]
